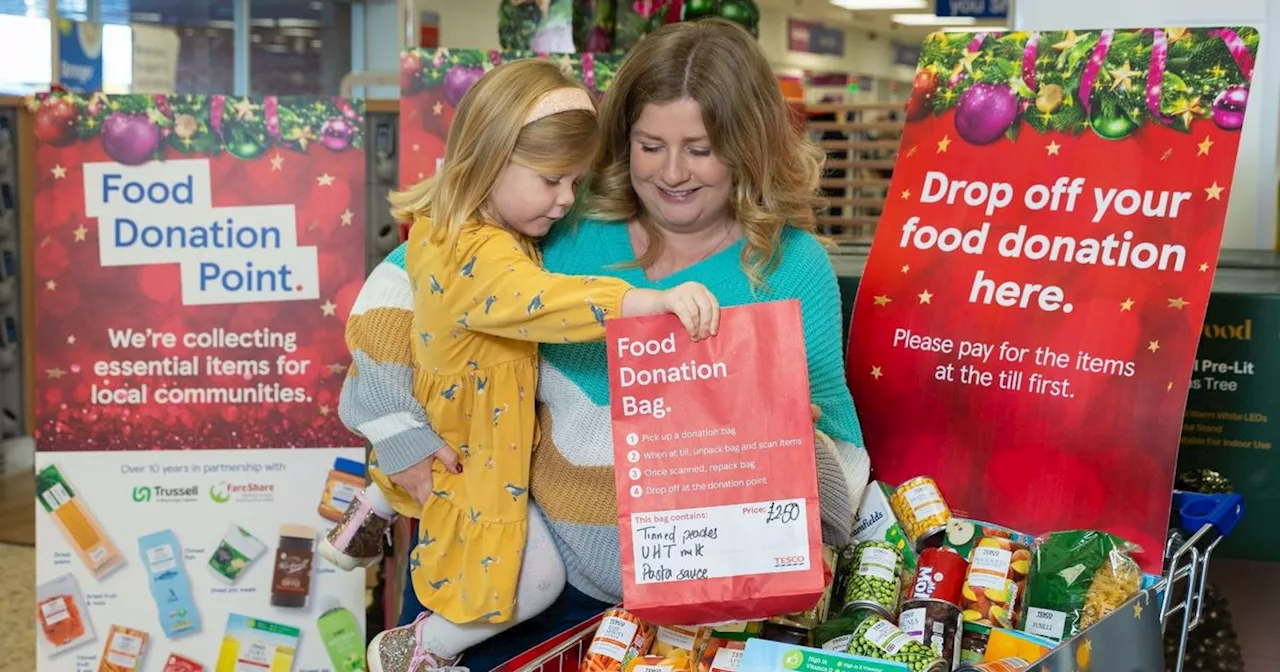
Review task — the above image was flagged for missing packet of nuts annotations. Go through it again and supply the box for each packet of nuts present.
[959,535,1031,629]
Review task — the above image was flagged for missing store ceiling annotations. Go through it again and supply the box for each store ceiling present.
[758,0,1007,42]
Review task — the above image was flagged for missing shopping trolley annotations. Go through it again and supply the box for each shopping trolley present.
[491,490,1244,672]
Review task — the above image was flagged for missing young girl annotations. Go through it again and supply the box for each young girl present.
[321,59,720,671]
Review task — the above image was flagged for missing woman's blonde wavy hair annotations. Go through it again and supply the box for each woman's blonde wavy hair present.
[389,59,599,256]
[590,18,826,288]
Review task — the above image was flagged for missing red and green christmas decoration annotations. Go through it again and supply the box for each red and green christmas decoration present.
[29,92,366,164]
[907,27,1259,145]
[401,48,621,101]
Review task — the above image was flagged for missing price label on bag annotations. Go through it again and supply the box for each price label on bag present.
[607,301,825,625]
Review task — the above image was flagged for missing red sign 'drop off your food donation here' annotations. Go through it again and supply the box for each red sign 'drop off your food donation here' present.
[847,27,1259,572]
[607,301,825,625]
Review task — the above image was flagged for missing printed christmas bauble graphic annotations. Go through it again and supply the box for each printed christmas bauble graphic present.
[35,97,79,146]
[954,83,1017,145]
[905,69,939,122]
[1211,85,1248,131]
[102,112,161,165]
[1090,108,1138,140]
[443,66,485,107]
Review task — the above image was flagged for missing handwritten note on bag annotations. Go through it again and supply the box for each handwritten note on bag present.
[607,301,826,625]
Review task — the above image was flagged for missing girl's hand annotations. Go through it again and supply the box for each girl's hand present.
[388,445,462,506]
[659,281,721,340]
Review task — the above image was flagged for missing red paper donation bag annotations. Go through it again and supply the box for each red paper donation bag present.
[606,300,825,625]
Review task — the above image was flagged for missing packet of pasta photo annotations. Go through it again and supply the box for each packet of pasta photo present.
[606,300,826,626]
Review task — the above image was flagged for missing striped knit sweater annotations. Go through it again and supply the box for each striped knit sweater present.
[340,218,870,604]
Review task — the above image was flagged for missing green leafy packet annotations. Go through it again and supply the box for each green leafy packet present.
[1019,530,1140,643]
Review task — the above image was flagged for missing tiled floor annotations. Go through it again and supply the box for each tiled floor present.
[0,469,35,546]
[0,542,35,671]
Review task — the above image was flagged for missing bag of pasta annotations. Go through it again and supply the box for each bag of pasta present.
[1019,530,1142,643]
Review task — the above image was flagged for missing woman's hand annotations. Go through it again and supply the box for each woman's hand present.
[659,281,721,340]
[811,403,822,426]
[387,445,462,506]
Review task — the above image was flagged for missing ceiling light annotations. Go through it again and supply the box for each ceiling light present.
[831,0,927,9]
[891,13,978,26]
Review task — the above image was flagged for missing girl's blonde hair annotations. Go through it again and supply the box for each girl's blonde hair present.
[389,59,600,254]
[590,19,826,288]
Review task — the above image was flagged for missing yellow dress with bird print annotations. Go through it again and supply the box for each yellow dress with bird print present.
[368,217,632,625]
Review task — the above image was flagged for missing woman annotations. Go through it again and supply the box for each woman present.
[340,19,870,670]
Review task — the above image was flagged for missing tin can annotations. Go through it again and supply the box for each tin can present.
[908,547,969,606]
[959,621,992,664]
[960,536,1031,629]
[954,658,1032,672]
[760,619,810,646]
[890,476,953,550]
[897,598,963,668]
[843,540,904,618]
[813,606,878,652]
[846,616,949,672]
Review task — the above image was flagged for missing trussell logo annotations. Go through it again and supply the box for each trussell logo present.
[132,484,199,502]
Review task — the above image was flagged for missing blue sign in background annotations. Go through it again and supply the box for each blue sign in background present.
[57,19,103,93]
[935,0,1009,19]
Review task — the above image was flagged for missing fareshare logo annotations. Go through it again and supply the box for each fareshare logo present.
[209,482,231,504]
[82,159,320,307]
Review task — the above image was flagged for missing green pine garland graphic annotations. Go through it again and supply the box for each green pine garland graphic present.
[35,92,366,160]
[915,27,1258,140]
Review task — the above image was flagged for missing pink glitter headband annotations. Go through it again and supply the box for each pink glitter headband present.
[523,88,595,126]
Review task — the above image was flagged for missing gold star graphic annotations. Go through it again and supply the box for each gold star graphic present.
[900,265,910,274]
[1210,63,1227,79]
[433,101,444,116]
[873,294,892,307]
[412,144,420,152]
[1167,382,1174,392]
[917,289,933,304]
[66,335,76,345]
[46,368,65,379]
[340,209,354,226]
[319,404,332,416]
[316,173,336,187]
[73,225,88,242]
[1197,136,1214,156]
[45,280,57,291]
[906,145,918,158]
[900,189,912,200]
[321,300,338,316]
[1133,603,1144,619]
[270,154,284,171]
[50,164,67,179]
[1052,30,1089,51]
[1148,340,1161,353]
[1160,148,1173,161]
[1205,182,1224,201]
[870,366,883,380]
[1109,60,1142,90]
[1120,298,1134,311]
[936,135,951,153]
[327,363,348,375]
[231,97,260,121]
[1199,262,1210,272]
[1168,297,1189,309]
[287,126,317,150]
[1045,141,1061,156]
[1171,96,1204,127]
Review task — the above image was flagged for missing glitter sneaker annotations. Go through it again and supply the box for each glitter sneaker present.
[367,613,467,672]
[318,490,394,571]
